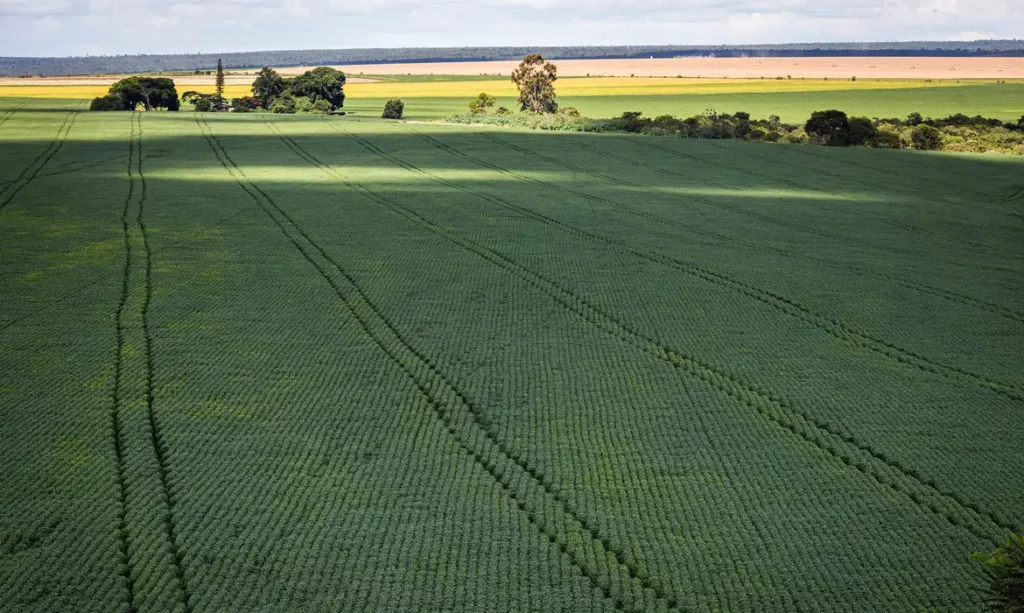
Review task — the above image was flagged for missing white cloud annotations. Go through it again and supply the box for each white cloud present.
[0,0,1020,56]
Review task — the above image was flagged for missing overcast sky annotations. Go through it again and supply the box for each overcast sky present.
[0,0,1019,57]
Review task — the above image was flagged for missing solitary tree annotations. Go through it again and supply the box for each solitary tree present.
[215,59,225,104]
[290,67,346,110]
[511,54,558,114]
[468,92,496,114]
[382,99,404,119]
[251,66,285,106]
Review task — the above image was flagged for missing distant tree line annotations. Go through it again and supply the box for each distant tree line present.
[3,40,1023,76]
[447,105,1024,155]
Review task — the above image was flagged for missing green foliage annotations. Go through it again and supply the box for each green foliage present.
[89,94,126,111]
[805,109,851,146]
[289,66,346,110]
[972,535,1024,612]
[868,129,902,149]
[294,96,314,114]
[310,99,333,114]
[382,98,404,119]
[269,93,296,114]
[847,116,878,146]
[251,66,285,106]
[912,124,942,150]
[99,76,180,111]
[468,92,496,114]
[511,54,558,114]
[559,106,581,117]
[495,106,512,115]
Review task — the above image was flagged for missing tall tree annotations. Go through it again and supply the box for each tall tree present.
[104,76,180,111]
[511,54,558,114]
[215,58,225,104]
[251,66,285,105]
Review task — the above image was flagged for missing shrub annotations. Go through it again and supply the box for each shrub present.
[784,129,809,144]
[972,535,1024,612]
[763,131,782,143]
[806,110,850,146]
[559,106,580,117]
[869,130,902,149]
[269,94,296,114]
[231,96,262,113]
[847,116,877,146]
[294,96,314,114]
[194,97,214,112]
[906,112,924,126]
[911,124,942,150]
[310,99,333,114]
[382,99,404,119]
[746,128,765,141]
[90,94,125,111]
[495,106,512,115]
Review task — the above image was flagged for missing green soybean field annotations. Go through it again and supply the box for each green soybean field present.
[2,102,1023,612]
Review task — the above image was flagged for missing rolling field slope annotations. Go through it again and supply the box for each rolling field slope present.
[1,104,1023,612]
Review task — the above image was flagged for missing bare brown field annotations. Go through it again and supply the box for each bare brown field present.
[303,56,1024,80]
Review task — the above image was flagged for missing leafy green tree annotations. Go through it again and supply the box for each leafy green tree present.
[468,92,496,114]
[847,116,878,146]
[231,96,262,112]
[215,58,225,103]
[107,76,180,111]
[89,94,125,111]
[310,99,333,114]
[906,112,924,126]
[911,124,942,150]
[805,109,850,146]
[972,535,1024,612]
[382,99,404,119]
[868,130,902,149]
[251,66,285,106]
[290,67,346,110]
[511,54,558,114]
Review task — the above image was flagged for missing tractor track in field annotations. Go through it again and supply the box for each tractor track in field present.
[405,127,1024,403]
[558,136,1024,324]
[134,114,193,613]
[0,103,27,127]
[201,115,680,613]
[633,138,1024,275]
[0,111,78,214]
[110,110,139,613]
[274,121,1018,546]
[112,113,192,613]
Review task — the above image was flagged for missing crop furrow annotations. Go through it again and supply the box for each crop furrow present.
[0,103,27,127]
[203,116,679,613]
[0,111,78,213]
[290,123,1016,543]
[404,128,1024,401]
[562,136,1024,323]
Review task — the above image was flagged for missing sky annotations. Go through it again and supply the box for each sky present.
[0,0,1020,57]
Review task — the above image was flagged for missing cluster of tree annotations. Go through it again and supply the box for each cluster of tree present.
[89,76,179,111]
[7,40,1024,76]
[447,106,1024,154]
[237,66,345,114]
[972,534,1024,613]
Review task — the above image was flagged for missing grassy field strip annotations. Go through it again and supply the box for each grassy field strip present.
[260,118,1017,544]
[196,114,681,612]
[0,111,78,213]
[376,126,1024,399]
[546,135,1024,323]
[112,113,192,612]
[0,102,28,127]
